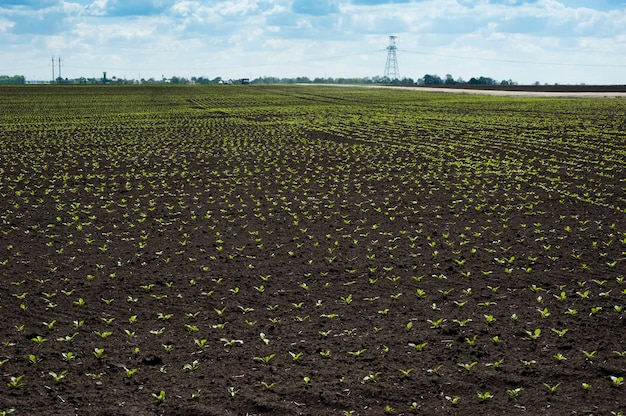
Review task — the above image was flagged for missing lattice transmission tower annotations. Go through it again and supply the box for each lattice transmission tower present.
[384,36,399,80]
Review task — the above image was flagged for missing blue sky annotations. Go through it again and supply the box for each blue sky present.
[1,0,626,84]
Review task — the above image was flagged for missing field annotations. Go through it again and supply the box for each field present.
[0,85,625,415]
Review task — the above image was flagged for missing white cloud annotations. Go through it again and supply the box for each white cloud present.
[0,0,625,83]
[0,17,15,32]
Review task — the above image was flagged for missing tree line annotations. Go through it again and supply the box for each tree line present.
[0,75,26,84]
[0,73,516,86]
[418,74,516,86]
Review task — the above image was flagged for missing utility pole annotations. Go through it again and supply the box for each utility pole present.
[384,36,400,81]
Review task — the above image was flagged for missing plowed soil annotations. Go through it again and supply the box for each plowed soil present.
[0,85,625,416]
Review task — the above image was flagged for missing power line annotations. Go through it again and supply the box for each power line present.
[400,49,626,68]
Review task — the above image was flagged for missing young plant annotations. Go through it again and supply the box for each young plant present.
[253,353,276,365]
[7,375,25,389]
[427,364,443,376]
[183,360,200,371]
[427,318,446,328]
[477,391,493,401]
[31,336,48,345]
[398,368,414,378]
[362,372,382,382]
[524,328,541,340]
[543,382,560,394]
[227,386,239,398]
[152,390,166,403]
[506,387,523,398]
[261,381,276,390]
[49,370,68,383]
[610,376,624,387]
[458,361,478,371]
[408,342,428,351]
[445,396,460,406]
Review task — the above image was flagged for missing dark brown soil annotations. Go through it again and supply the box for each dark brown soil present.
[0,85,625,416]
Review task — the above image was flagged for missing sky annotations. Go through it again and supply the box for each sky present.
[1,0,626,84]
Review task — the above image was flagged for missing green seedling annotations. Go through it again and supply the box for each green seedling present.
[458,361,478,371]
[524,328,541,340]
[477,391,493,401]
[445,396,460,405]
[184,324,199,332]
[49,370,68,383]
[149,327,165,335]
[486,358,505,368]
[427,364,443,375]
[408,342,428,351]
[42,320,56,329]
[31,336,47,345]
[57,332,79,342]
[506,387,523,398]
[427,318,445,328]
[551,328,568,337]
[362,372,382,382]
[543,383,560,394]
[347,349,367,358]
[261,381,276,390]
[183,360,199,371]
[152,390,166,403]
[610,376,624,387]
[157,313,173,320]
[7,375,25,389]
[254,353,276,365]
[227,386,239,398]
[582,350,597,360]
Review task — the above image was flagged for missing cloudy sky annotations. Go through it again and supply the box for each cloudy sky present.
[1,0,626,84]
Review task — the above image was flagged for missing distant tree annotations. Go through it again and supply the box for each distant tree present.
[419,74,443,85]
[468,76,496,85]
[0,75,26,84]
